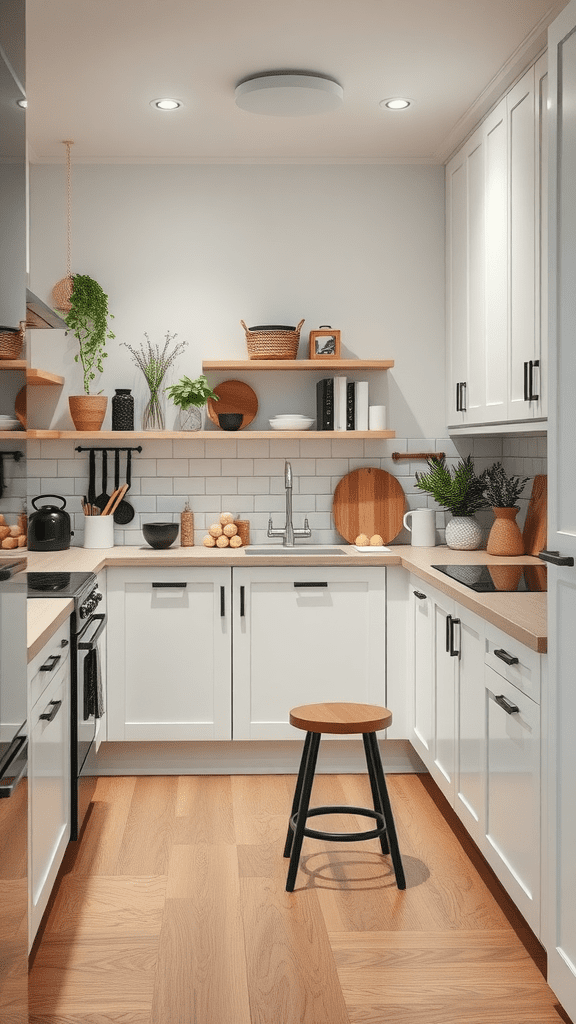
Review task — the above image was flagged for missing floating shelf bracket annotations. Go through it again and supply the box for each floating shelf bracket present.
[391,451,445,462]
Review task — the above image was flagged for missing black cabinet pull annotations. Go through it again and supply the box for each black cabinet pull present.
[293,581,328,588]
[240,585,245,618]
[39,700,62,723]
[220,585,225,617]
[413,590,427,600]
[446,614,459,655]
[494,648,519,666]
[40,654,61,672]
[529,359,539,401]
[539,550,575,567]
[152,581,187,588]
[523,360,530,401]
[456,383,461,412]
[446,613,451,653]
[494,694,520,715]
[456,382,467,412]
[61,638,69,647]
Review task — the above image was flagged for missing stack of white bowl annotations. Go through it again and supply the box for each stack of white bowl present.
[269,414,314,431]
[0,415,22,431]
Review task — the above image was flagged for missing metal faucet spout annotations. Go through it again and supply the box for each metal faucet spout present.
[267,460,312,547]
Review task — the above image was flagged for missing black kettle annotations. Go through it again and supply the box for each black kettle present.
[28,495,74,551]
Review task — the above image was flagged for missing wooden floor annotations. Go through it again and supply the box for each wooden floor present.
[28,772,571,1024]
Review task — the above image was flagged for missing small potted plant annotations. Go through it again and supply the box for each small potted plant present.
[165,374,219,431]
[482,462,529,555]
[65,274,115,430]
[415,454,488,549]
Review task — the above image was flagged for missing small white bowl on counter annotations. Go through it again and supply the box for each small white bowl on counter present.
[269,415,314,430]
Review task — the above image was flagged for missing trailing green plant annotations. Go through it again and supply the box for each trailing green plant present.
[481,462,529,508]
[165,375,219,410]
[65,274,115,394]
[415,455,489,517]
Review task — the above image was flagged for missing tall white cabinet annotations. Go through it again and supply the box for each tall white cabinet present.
[446,56,548,429]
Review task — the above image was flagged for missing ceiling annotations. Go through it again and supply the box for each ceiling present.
[26,0,568,164]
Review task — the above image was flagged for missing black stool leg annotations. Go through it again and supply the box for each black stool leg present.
[366,731,406,890]
[286,731,321,892]
[284,730,313,857]
[362,732,390,855]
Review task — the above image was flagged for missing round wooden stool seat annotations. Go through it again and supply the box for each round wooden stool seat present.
[289,702,392,735]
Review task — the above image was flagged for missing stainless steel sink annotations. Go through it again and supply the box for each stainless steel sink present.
[244,545,348,556]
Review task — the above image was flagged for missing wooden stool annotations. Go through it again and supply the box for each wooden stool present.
[284,702,406,892]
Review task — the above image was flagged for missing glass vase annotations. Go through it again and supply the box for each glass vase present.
[142,390,165,431]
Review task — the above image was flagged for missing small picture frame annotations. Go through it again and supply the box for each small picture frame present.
[309,328,341,360]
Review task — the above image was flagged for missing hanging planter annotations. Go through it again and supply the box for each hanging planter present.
[53,141,75,313]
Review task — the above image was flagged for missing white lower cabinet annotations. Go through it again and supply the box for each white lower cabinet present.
[409,575,541,935]
[106,567,232,740]
[232,566,386,739]
[28,620,71,947]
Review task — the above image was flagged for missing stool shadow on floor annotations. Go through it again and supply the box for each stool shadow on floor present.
[293,851,429,891]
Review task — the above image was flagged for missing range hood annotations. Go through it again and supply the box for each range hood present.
[26,289,68,329]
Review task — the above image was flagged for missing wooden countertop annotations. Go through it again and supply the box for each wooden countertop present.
[26,544,547,654]
[27,597,73,662]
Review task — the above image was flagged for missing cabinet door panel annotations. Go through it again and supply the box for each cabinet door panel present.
[455,613,485,841]
[410,586,434,766]
[446,147,469,424]
[432,600,456,802]
[483,99,508,420]
[106,568,231,741]
[484,669,540,933]
[233,567,385,740]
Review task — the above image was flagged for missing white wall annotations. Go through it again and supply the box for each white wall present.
[29,162,446,438]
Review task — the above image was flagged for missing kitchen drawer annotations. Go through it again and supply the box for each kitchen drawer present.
[29,618,70,708]
[484,623,541,705]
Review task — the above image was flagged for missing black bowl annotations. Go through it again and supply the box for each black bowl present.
[218,412,243,431]
[142,522,179,549]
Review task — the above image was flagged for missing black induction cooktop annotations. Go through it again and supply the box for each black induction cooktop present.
[432,563,547,593]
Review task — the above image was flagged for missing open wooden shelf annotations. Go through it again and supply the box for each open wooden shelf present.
[0,359,26,370]
[0,361,65,385]
[26,429,396,441]
[202,359,394,372]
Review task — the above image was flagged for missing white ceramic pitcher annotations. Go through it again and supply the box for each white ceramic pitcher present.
[403,508,436,546]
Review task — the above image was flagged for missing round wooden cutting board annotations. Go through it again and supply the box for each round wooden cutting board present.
[207,380,258,429]
[333,467,405,544]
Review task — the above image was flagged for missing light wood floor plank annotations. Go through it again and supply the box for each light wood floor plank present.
[29,1016,151,1024]
[240,876,350,1024]
[41,876,166,938]
[66,777,137,877]
[116,777,177,875]
[174,774,236,844]
[231,773,293,846]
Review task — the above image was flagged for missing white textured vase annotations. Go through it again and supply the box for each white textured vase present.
[178,406,203,431]
[445,515,483,551]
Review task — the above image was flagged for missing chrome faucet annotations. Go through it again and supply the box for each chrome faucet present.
[268,461,311,547]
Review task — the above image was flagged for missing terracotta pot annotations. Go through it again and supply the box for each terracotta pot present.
[69,395,108,431]
[487,506,525,556]
[445,515,483,550]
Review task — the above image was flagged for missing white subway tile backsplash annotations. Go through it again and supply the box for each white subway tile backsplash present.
[141,477,173,494]
[28,459,56,476]
[136,439,173,458]
[206,477,238,495]
[269,439,301,458]
[172,439,206,458]
[173,477,206,495]
[300,476,331,494]
[131,458,158,476]
[188,458,221,476]
[239,476,269,494]
[222,459,254,476]
[156,459,189,476]
[203,439,238,457]
[55,459,87,478]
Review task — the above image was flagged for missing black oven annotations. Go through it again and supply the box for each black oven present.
[27,572,105,839]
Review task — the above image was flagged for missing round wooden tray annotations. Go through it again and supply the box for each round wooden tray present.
[333,467,405,544]
[15,386,26,427]
[207,380,258,430]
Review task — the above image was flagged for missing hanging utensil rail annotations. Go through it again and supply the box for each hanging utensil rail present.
[75,446,142,453]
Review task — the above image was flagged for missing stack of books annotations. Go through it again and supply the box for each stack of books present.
[316,377,369,431]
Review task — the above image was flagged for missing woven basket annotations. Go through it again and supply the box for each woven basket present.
[241,319,304,360]
[0,324,24,360]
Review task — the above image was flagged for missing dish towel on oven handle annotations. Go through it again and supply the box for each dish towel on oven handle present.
[84,646,104,719]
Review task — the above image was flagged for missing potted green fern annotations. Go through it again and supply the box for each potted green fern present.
[482,462,529,555]
[65,274,115,430]
[165,374,219,431]
[415,455,488,549]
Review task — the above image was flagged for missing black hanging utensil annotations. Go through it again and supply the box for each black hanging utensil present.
[94,449,110,512]
[113,449,135,524]
[87,448,97,505]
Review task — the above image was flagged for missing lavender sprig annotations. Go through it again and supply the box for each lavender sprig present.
[123,331,188,430]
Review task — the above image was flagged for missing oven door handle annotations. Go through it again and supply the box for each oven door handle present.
[0,735,27,798]
[77,613,106,649]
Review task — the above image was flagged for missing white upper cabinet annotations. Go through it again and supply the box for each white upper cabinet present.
[446,57,547,430]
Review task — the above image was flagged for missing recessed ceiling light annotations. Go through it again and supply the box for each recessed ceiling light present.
[150,98,182,111]
[235,73,343,117]
[380,98,411,110]
[16,98,27,108]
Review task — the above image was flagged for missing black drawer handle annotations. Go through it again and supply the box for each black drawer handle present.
[293,581,328,588]
[39,700,62,723]
[449,616,460,657]
[494,648,519,666]
[220,585,225,617]
[240,585,245,618]
[413,590,427,600]
[539,550,575,567]
[40,654,61,672]
[152,582,188,588]
[494,694,520,715]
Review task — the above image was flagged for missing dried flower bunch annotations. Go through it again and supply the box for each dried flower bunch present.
[481,462,529,508]
[123,331,187,430]
[415,455,489,517]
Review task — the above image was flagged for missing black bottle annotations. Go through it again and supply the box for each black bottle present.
[112,389,134,431]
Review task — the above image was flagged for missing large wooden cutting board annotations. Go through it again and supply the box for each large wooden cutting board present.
[333,467,405,544]
[522,475,547,556]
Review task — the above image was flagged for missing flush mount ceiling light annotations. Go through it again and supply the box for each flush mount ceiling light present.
[16,98,27,108]
[380,98,412,110]
[150,98,182,111]
[235,72,343,117]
